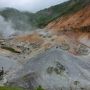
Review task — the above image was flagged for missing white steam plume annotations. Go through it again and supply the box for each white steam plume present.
[0,15,15,37]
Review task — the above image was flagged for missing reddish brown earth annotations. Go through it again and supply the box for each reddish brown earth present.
[45,4,90,55]
[47,5,90,30]
[15,33,44,45]
[47,5,90,48]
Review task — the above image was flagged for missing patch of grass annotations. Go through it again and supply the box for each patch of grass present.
[0,86,23,90]
[35,85,44,90]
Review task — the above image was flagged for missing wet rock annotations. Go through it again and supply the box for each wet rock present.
[60,43,70,51]
[47,66,54,74]
[56,61,65,71]
[76,44,89,55]
[47,61,65,75]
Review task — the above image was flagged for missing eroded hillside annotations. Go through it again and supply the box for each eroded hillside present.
[47,5,90,29]
[0,0,90,90]
[46,4,90,55]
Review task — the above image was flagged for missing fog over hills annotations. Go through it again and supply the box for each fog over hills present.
[0,0,68,12]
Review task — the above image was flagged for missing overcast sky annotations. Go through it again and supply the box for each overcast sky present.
[0,0,68,12]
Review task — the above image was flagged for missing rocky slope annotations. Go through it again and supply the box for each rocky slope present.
[0,0,90,90]
[46,3,90,54]
[8,48,90,90]
[0,27,89,90]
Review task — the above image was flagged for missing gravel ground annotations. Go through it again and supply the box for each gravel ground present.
[8,47,90,90]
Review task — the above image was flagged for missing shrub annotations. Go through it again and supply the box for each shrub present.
[36,85,44,90]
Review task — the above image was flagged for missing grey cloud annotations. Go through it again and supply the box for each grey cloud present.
[0,0,68,12]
